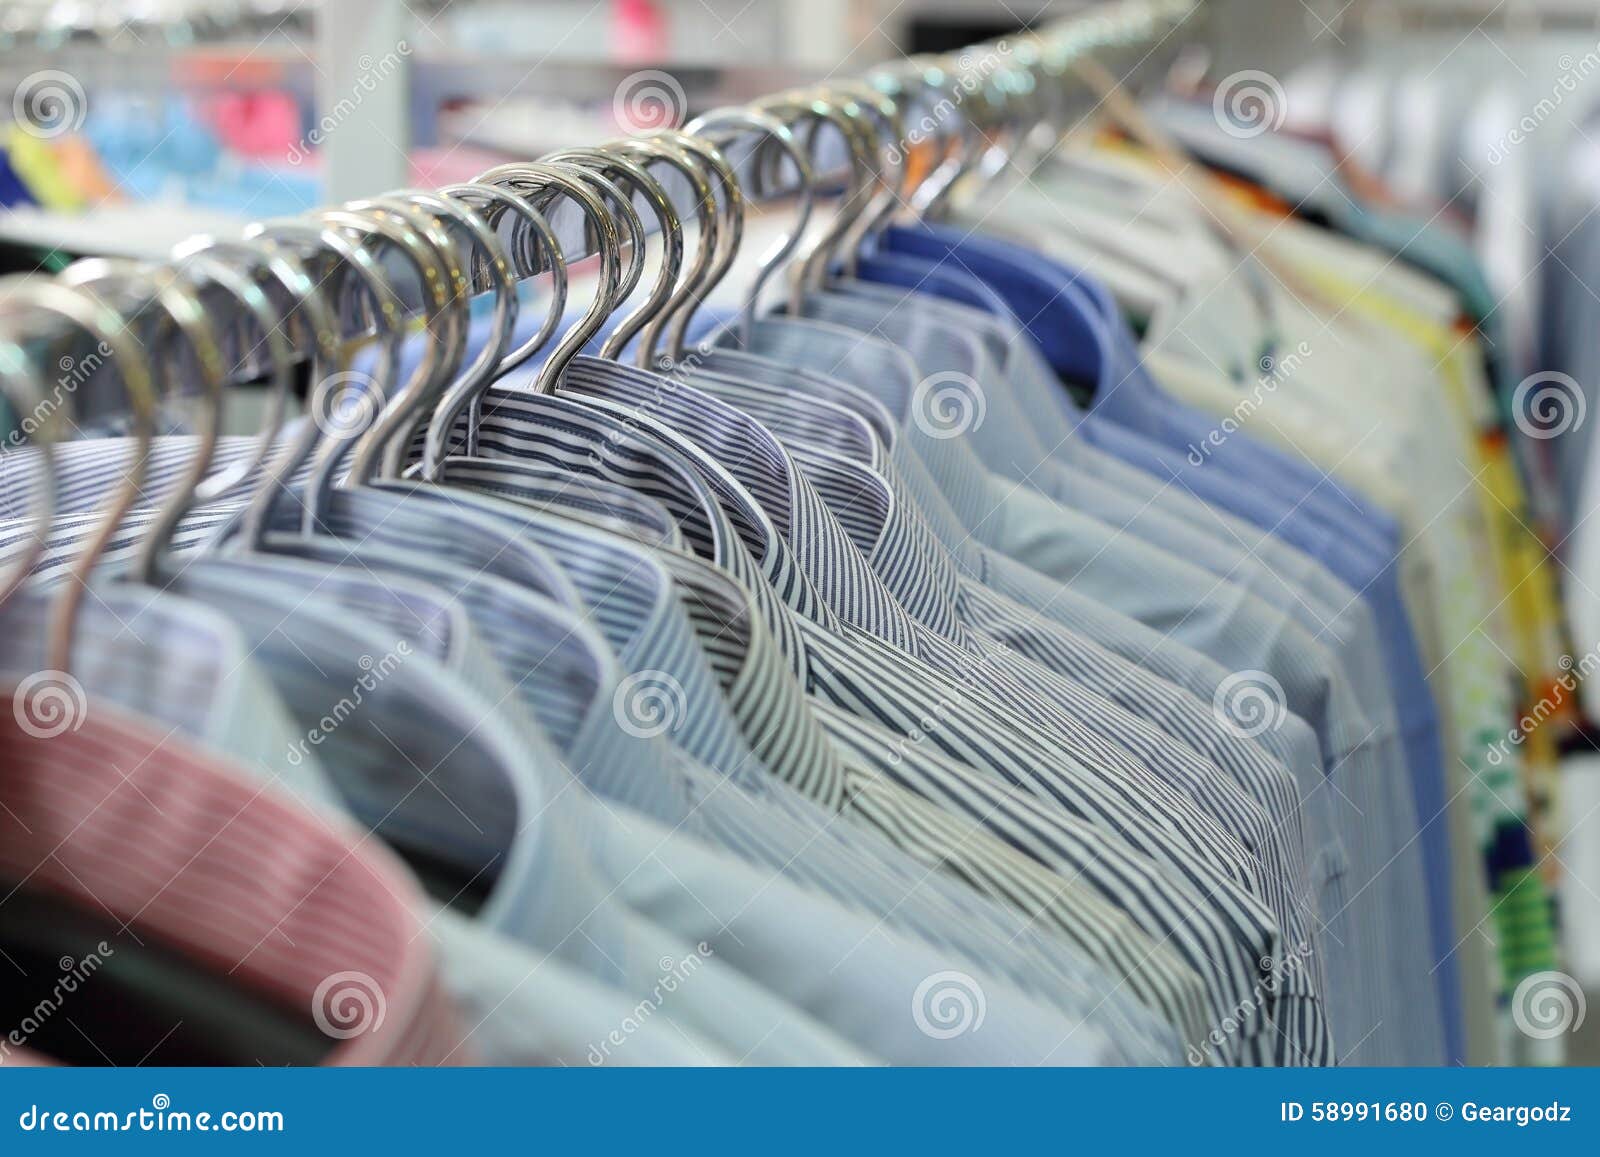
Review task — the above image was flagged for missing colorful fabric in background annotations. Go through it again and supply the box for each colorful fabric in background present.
[2,128,123,214]
[51,134,122,205]
[0,86,506,233]
[1305,272,1564,1062]
[206,90,304,160]
[6,127,89,211]
[1192,158,1569,1065]
[0,144,39,209]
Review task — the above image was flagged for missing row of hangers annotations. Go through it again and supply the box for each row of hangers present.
[0,0,1197,680]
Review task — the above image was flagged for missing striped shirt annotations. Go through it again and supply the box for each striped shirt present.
[238,486,1182,1061]
[729,316,1441,1064]
[571,356,1342,1064]
[0,377,1312,1056]
[0,484,1172,1063]
[0,689,465,1066]
[447,375,1329,1063]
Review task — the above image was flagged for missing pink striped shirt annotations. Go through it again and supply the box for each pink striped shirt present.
[0,684,467,1066]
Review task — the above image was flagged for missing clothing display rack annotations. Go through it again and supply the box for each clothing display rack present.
[0,0,1581,1074]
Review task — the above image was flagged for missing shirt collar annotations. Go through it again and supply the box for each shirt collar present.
[652,549,848,811]
[0,690,456,1066]
[260,483,586,611]
[0,584,335,800]
[693,343,973,560]
[407,455,849,809]
[798,288,1060,486]
[559,360,929,655]
[619,351,986,650]
[442,377,855,812]
[788,444,970,647]
[88,559,580,961]
[0,423,307,521]
[879,224,1116,389]
[166,556,538,861]
[432,456,684,549]
[698,348,900,453]
[463,373,818,680]
[823,274,1091,451]
[732,316,1003,561]
[381,473,764,785]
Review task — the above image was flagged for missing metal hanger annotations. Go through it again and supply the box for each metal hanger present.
[638,130,740,367]
[335,197,473,484]
[603,135,722,365]
[0,279,159,671]
[487,164,645,334]
[752,90,872,315]
[145,251,294,575]
[821,81,908,276]
[234,217,407,548]
[795,85,903,289]
[422,183,568,473]
[894,55,985,219]
[539,147,684,362]
[364,190,519,477]
[315,204,461,491]
[56,258,227,588]
[681,107,816,349]
[437,182,569,376]
[470,162,623,395]
[168,236,340,512]
[63,249,328,587]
